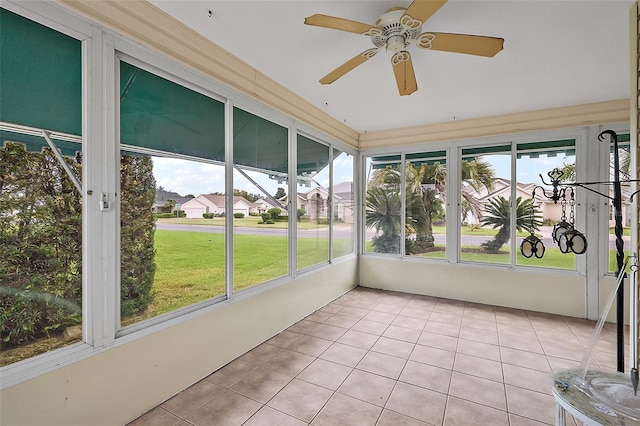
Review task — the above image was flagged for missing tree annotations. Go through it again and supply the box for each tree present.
[274,187,286,199]
[480,196,542,253]
[365,186,402,253]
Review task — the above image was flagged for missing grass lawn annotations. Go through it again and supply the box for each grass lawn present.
[149,230,353,316]
[158,217,326,229]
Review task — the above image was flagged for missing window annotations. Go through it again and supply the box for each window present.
[0,8,83,365]
[332,150,354,258]
[459,145,511,264]
[516,140,576,270]
[405,151,447,259]
[233,107,289,290]
[365,155,402,255]
[296,135,330,270]
[119,60,226,326]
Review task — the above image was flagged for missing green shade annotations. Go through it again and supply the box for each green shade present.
[406,150,446,166]
[120,62,225,161]
[297,134,330,176]
[1,130,81,157]
[462,144,511,158]
[233,107,288,173]
[0,8,81,138]
[517,139,575,158]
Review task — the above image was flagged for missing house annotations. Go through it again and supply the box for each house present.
[279,182,354,223]
[181,194,259,218]
[1,2,637,425]
[153,189,192,214]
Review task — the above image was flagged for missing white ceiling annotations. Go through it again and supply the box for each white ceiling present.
[150,0,634,134]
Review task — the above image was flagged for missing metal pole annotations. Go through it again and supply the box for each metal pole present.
[599,130,625,372]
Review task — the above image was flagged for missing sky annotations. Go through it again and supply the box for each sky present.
[152,151,354,199]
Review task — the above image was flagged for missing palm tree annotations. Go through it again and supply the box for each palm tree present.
[460,159,495,224]
[365,186,402,253]
[480,196,542,252]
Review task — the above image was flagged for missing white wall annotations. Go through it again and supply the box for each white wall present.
[0,259,358,426]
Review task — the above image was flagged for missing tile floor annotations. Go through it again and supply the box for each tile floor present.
[129,287,627,426]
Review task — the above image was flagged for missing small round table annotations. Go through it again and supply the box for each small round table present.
[551,368,640,426]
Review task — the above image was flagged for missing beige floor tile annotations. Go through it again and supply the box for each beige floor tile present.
[417,331,458,352]
[429,311,463,326]
[398,306,432,320]
[288,319,320,334]
[505,385,556,425]
[320,342,368,367]
[391,315,427,331]
[362,310,397,325]
[508,413,554,426]
[287,334,333,357]
[399,360,452,393]
[502,364,552,395]
[444,396,509,426]
[370,336,415,359]
[410,344,455,370]
[307,323,348,341]
[306,311,333,323]
[205,358,258,388]
[498,331,544,354]
[320,303,345,314]
[376,409,429,426]
[162,379,224,417]
[448,371,506,410]
[458,327,499,345]
[460,316,497,332]
[338,369,396,406]
[324,314,360,329]
[186,389,262,426]
[500,347,551,372]
[244,406,308,426]
[298,358,353,390]
[267,330,303,348]
[453,353,504,382]
[128,407,181,426]
[424,320,460,337]
[229,366,292,403]
[356,351,406,379]
[373,302,405,315]
[382,325,421,343]
[337,306,370,319]
[312,392,382,426]
[385,382,447,425]
[268,379,333,422]
[351,319,390,335]
[456,338,501,362]
[238,342,282,366]
[261,348,315,377]
[337,329,380,350]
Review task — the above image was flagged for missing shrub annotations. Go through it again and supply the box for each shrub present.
[202,213,214,219]
[233,212,245,219]
[155,213,173,218]
[268,207,281,220]
[261,213,270,223]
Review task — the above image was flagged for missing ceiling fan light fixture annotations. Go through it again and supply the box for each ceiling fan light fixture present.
[387,35,406,52]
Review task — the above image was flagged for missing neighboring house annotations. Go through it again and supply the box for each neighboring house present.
[280,182,354,223]
[254,197,282,214]
[181,194,260,218]
[154,190,191,214]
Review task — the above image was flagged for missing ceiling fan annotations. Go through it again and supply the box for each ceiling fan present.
[304,0,504,96]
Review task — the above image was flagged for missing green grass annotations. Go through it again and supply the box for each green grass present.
[149,230,353,316]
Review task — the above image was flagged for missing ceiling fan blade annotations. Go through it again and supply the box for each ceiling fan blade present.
[319,48,379,84]
[418,32,504,57]
[304,14,375,35]
[402,0,447,24]
[391,51,418,96]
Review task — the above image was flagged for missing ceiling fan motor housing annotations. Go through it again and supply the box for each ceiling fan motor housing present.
[372,8,422,51]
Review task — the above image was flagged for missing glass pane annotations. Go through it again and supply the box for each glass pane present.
[332,150,354,258]
[515,144,576,270]
[365,156,402,255]
[119,63,226,326]
[233,108,288,290]
[460,149,511,264]
[1,143,82,366]
[405,152,447,259]
[608,139,631,273]
[296,135,330,270]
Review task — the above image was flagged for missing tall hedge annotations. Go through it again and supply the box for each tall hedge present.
[0,143,156,349]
